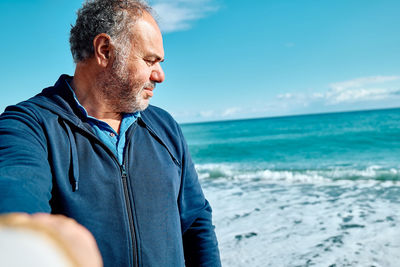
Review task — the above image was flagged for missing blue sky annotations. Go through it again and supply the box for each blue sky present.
[1,0,399,123]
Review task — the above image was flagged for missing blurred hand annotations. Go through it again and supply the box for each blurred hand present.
[0,213,103,267]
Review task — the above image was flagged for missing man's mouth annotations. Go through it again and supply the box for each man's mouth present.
[143,83,156,98]
[143,87,154,98]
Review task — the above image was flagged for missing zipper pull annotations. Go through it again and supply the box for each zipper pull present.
[121,165,127,179]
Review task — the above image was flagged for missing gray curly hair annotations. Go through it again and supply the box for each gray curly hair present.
[70,0,152,63]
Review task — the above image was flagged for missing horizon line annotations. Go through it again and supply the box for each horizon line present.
[180,106,400,126]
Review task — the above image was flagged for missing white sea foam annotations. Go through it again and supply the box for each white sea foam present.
[196,163,400,186]
[201,169,400,267]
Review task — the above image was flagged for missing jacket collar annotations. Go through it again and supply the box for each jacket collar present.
[27,74,86,127]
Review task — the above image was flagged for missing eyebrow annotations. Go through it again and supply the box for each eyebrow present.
[147,54,164,62]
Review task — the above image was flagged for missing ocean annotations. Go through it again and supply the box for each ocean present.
[180,108,400,267]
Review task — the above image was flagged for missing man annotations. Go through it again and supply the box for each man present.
[0,0,221,266]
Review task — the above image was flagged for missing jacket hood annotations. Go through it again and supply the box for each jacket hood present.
[26,74,86,127]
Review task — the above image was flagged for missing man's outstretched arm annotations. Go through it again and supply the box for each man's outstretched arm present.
[0,104,53,213]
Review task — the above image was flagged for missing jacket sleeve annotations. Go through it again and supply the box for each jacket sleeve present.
[0,105,52,214]
[178,129,221,267]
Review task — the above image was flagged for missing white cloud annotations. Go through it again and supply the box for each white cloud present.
[222,107,241,117]
[311,92,324,99]
[151,0,219,33]
[327,87,394,104]
[277,75,400,106]
[277,92,309,102]
[199,110,215,118]
[277,93,296,100]
[198,107,241,118]
[329,76,400,92]
[326,75,400,104]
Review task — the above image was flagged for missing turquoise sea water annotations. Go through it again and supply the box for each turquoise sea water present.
[181,108,400,267]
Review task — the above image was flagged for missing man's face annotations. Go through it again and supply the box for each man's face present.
[99,12,165,113]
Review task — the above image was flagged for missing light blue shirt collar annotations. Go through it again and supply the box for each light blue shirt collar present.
[65,79,140,164]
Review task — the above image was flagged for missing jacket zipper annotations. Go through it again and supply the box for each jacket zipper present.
[121,165,138,267]
[65,121,140,266]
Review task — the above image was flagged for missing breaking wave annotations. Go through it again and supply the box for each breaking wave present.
[196,163,400,184]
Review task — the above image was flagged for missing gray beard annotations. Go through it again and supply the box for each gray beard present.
[96,59,149,113]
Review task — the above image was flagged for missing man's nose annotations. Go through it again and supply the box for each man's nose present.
[150,64,165,83]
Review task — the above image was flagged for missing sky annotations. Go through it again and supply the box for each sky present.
[1,0,399,123]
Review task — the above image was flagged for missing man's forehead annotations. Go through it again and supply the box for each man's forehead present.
[130,12,164,58]
[131,11,160,34]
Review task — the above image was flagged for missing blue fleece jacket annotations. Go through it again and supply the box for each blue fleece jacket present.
[0,75,221,267]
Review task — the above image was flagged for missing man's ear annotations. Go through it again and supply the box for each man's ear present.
[93,33,113,67]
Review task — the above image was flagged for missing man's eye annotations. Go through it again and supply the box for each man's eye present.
[145,59,156,65]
